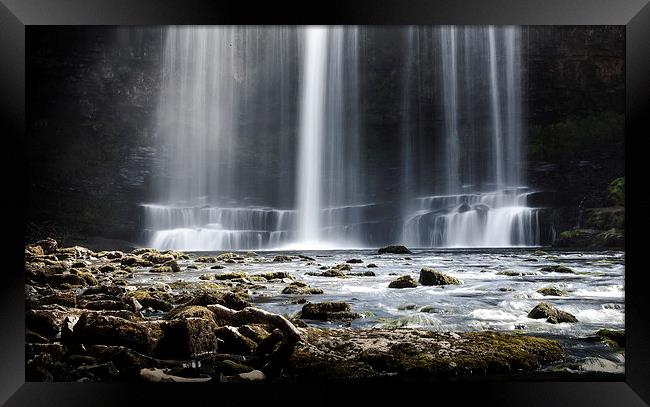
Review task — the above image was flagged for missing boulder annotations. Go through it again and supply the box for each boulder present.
[527,302,578,324]
[306,269,345,278]
[156,317,219,358]
[595,329,625,347]
[537,287,568,296]
[46,273,87,288]
[347,271,376,277]
[36,238,58,254]
[301,302,361,321]
[215,326,258,355]
[281,281,324,295]
[37,291,77,308]
[129,290,173,312]
[378,245,412,255]
[169,305,216,323]
[26,309,68,338]
[367,263,378,268]
[195,256,216,263]
[418,268,462,285]
[346,259,363,264]
[388,275,418,289]
[255,271,291,280]
[72,312,162,354]
[273,255,292,263]
[540,265,576,274]
[183,290,251,311]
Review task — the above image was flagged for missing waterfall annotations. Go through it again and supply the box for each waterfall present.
[402,26,540,247]
[143,25,541,251]
[293,26,362,249]
[143,26,299,250]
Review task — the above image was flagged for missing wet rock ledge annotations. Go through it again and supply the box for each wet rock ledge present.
[25,238,566,382]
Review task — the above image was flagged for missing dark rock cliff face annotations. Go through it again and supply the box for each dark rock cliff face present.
[27,27,163,248]
[523,26,624,241]
[26,26,624,248]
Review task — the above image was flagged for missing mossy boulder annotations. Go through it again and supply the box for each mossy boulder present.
[301,302,361,321]
[596,329,625,347]
[287,328,566,379]
[378,245,412,255]
[306,269,346,278]
[255,271,291,280]
[129,290,173,312]
[282,281,324,295]
[169,305,216,322]
[183,290,251,311]
[528,302,578,324]
[72,312,163,355]
[156,317,219,358]
[537,287,568,296]
[540,265,576,274]
[46,273,88,288]
[149,265,174,273]
[37,291,77,308]
[26,309,68,339]
[388,275,418,289]
[419,268,462,285]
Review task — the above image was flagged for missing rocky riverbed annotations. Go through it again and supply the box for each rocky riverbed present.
[25,239,624,382]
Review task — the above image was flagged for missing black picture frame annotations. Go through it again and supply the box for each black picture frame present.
[2,0,649,405]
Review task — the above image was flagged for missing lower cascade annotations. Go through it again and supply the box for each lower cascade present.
[143,25,542,250]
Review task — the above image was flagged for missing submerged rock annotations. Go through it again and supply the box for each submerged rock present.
[346,259,363,264]
[388,275,418,289]
[377,245,412,255]
[418,268,462,285]
[300,302,360,321]
[366,263,378,268]
[527,302,578,324]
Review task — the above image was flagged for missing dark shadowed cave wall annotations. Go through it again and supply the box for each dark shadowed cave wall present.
[26,26,624,249]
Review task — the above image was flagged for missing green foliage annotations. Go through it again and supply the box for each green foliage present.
[607,177,625,206]
[528,112,624,162]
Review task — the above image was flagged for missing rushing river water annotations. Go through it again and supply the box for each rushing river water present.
[130,247,625,376]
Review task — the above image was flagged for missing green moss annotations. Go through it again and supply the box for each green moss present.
[607,177,625,206]
[528,112,624,163]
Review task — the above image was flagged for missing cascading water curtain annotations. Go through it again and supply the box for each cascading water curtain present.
[402,26,540,248]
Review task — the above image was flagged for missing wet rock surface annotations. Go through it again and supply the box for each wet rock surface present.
[26,239,625,381]
[287,328,566,380]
